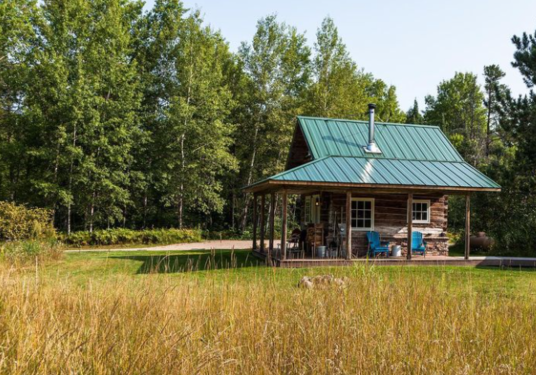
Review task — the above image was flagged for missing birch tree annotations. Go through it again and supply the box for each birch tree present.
[236,15,310,230]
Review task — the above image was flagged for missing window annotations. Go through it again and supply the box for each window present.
[304,196,311,223]
[351,198,374,231]
[412,200,430,224]
[304,195,321,224]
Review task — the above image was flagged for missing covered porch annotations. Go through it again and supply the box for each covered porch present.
[247,182,476,265]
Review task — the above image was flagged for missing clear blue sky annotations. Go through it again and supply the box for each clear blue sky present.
[144,0,536,110]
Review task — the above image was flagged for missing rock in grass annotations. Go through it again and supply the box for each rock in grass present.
[298,276,314,289]
[298,275,349,289]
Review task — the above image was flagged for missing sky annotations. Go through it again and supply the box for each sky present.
[144,0,536,110]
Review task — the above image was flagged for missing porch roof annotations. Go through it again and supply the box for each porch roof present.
[245,156,501,193]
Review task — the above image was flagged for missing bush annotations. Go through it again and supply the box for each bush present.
[1,239,63,264]
[0,201,55,241]
[204,229,253,241]
[60,228,202,247]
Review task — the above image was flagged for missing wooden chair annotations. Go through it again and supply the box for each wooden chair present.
[411,232,427,257]
[366,231,390,257]
[287,229,302,258]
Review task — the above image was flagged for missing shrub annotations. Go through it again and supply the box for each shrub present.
[60,228,202,247]
[0,201,55,241]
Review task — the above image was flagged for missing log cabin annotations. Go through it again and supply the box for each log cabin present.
[244,104,501,266]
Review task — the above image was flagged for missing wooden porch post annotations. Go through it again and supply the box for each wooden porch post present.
[407,193,413,260]
[269,192,275,262]
[252,194,258,251]
[346,191,352,260]
[465,194,471,260]
[281,190,288,260]
[260,194,266,253]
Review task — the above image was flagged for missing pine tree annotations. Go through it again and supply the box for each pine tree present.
[483,65,506,157]
[406,99,424,124]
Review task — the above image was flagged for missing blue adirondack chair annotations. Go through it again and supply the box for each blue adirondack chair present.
[411,232,427,257]
[366,231,390,257]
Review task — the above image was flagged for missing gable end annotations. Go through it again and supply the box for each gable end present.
[285,122,312,170]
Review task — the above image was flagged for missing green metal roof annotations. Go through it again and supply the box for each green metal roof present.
[297,116,464,162]
[245,116,501,192]
[266,156,500,190]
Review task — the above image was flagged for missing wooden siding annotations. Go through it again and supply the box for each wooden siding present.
[299,192,449,257]
[286,124,312,170]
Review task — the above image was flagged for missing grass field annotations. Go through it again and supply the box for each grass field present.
[1,249,535,374]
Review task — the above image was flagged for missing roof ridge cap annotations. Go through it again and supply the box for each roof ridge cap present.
[323,155,465,163]
[297,115,440,129]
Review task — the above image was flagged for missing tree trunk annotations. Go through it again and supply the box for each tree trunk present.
[240,122,260,231]
[178,195,184,229]
[89,191,96,233]
[67,123,77,235]
[486,88,492,158]
[142,190,148,229]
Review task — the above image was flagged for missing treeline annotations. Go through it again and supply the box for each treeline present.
[0,0,405,233]
[404,40,536,255]
[2,0,536,254]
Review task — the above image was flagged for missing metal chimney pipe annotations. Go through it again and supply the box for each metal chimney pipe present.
[365,103,381,153]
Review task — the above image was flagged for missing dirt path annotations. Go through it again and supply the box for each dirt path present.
[64,240,265,253]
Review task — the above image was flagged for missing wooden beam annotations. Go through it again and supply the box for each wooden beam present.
[346,191,352,260]
[465,194,471,260]
[252,194,257,250]
[281,190,288,260]
[259,194,265,253]
[407,193,413,260]
[268,192,275,262]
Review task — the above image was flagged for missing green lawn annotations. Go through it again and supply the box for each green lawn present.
[37,249,536,300]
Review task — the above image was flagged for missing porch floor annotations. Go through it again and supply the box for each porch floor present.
[252,250,536,268]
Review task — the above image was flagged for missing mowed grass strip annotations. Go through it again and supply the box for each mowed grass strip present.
[0,250,535,374]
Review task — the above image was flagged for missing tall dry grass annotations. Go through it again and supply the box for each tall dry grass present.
[0,265,534,374]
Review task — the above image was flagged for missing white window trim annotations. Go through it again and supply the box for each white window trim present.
[412,199,431,224]
[351,197,375,231]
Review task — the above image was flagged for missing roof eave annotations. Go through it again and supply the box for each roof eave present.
[243,179,501,194]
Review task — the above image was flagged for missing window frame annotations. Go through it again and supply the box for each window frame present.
[350,197,375,231]
[412,199,431,224]
[304,194,321,224]
[304,196,311,223]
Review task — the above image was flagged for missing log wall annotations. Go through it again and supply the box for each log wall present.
[318,192,449,257]
[286,125,312,170]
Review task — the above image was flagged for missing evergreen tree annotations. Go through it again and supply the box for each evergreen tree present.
[406,99,424,124]
[483,65,506,157]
